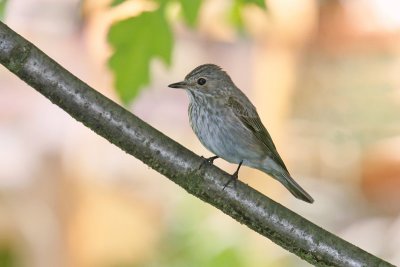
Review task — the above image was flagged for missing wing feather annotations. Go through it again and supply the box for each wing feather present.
[227,96,289,173]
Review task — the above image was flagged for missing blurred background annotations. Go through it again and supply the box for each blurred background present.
[1,0,400,266]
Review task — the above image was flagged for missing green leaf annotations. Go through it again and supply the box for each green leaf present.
[110,0,126,7]
[230,0,267,29]
[230,0,244,28]
[0,244,17,267]
[178,0,202,27]
[108,9,173,103]
[0,0,8,19]
[208,248,246,267]
[243,0,266,9]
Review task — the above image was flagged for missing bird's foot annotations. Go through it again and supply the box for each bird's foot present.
[198,155,219,170]
[222,172,238,190]
[222,160,243,190]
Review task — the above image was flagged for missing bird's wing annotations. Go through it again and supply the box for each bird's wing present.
[227,96,289,173]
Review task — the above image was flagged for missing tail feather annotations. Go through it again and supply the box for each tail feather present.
[282,173,314,203]
[272,172,314,203]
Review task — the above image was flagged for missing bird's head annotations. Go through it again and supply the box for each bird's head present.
[168,64,233,97]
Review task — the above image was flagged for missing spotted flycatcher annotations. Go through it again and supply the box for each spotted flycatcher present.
[169,64,314,203]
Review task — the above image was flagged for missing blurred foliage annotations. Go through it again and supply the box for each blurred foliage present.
[110,0,125,7]
[0,244,17,267]
[231,0,267,27]
[0,0,8,19]
[108,0,266,104]
[178,0,202,27]
[133,199,249,267]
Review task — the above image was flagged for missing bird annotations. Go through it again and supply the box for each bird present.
[168,64,314,203]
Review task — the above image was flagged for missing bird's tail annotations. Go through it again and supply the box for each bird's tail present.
[267,170,314,203]
[281,173,314,203]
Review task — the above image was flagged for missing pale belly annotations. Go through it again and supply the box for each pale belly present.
[189,104,266,165]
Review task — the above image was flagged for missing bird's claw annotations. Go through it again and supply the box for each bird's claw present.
[198,155,219,170]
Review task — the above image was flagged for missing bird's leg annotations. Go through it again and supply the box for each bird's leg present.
[198,155,219,169]
[223,161,243,190]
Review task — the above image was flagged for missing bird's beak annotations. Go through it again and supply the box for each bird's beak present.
[168,81,188,89]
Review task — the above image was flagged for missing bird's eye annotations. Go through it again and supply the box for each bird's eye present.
[197,78,207,85]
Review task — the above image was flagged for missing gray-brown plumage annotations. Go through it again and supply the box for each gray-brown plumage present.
[169,64,314,203]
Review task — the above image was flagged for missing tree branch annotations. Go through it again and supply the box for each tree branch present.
[0,21,394,267]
